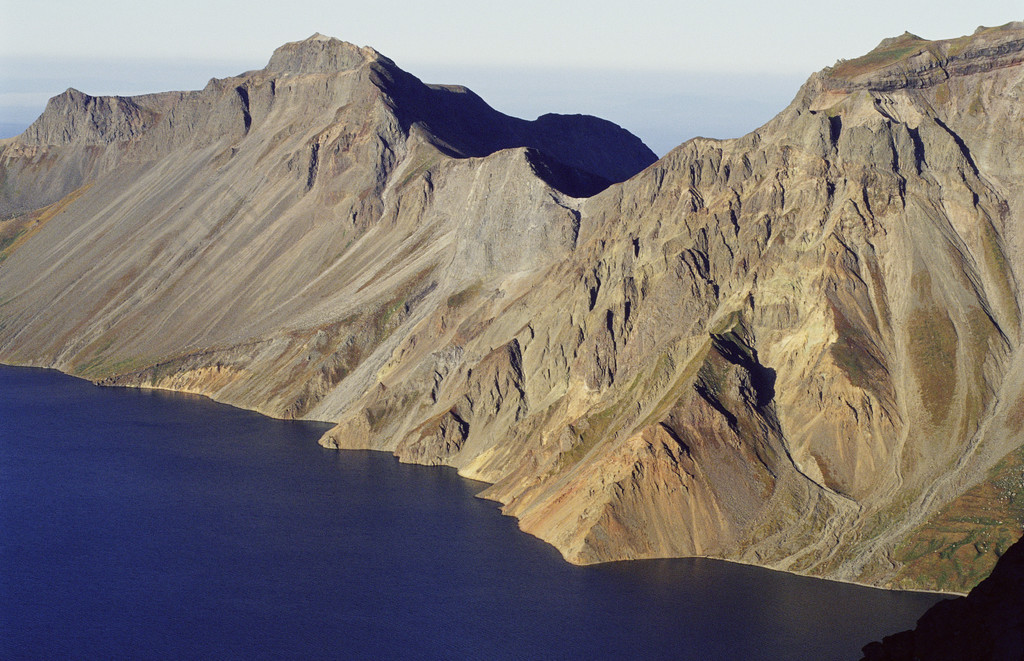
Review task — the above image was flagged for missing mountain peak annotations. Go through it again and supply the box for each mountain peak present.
[265,33,384,74]
[821,21,1024,91]
[3,23,1024,599]
[872,31,925,51]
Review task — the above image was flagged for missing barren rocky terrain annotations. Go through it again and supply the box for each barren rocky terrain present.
[3,25,1023,593]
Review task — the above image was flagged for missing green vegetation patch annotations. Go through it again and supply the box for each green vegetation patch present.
[891,445,1024,592]
[559,399,631,470]
[906,272,958,425]
[5,182,96,263]
[376,295,406,338]
[371,265,436,341]
[366,388,422,433]
[827,291,889,399]
[831,38,926,78]
[1009,391,1024,435]
[861,490,919,542]
[637,342,710,430]
[907,304,958,425]
[0,228,26,253]
[72,337,118,378]
[396,151,441,190]
[446,281,482,310]
[978,212,1019,329]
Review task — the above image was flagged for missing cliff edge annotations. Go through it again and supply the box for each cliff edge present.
[2,26,1023,593]
[861,534,1024,660]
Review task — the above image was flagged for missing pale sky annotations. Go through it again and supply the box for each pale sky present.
[1,1,1020,153]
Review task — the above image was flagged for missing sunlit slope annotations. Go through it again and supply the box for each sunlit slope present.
[3,26,1023,592]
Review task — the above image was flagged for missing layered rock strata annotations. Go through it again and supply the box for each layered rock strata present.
[2,25,1023,592]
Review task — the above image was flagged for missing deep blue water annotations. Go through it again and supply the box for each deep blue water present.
[0,365,944,660]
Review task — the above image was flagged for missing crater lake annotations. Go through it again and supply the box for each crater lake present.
[0,365,944,659]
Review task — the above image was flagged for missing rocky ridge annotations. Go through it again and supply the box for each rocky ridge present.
[2,25,1023,593]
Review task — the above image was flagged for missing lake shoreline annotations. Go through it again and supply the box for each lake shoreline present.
[0,360,964,599]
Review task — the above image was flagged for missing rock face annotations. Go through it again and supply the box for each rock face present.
[860,534,1024,660]
[2,26,1024,593]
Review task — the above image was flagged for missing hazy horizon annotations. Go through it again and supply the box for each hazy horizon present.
[2,2,1018,154]
[4,2,1019,70]
[0,54,807,155]
[2,2,1015,154]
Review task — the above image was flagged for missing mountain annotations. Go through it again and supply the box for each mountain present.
[861,534,1024,660]
[2,25,1023,593]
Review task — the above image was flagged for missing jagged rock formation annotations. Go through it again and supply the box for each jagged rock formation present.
[860,534,1024,660]
[2,25,1024,593]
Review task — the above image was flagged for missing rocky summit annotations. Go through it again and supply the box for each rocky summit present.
[2,25,1023,593]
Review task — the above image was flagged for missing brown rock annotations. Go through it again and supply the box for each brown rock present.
[2,26,1024,593]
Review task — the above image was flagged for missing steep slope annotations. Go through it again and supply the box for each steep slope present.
[861,534,1024,660]
[323,23,1024,590]
[0,34,654,422]
[2,26,1023,593]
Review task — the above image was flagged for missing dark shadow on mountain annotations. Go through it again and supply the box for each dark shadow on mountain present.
[861,534,1024,661]
[371,63,658,197]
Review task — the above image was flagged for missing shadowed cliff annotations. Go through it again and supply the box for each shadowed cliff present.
[861,534,1024,660]
[2,25,1024,594]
